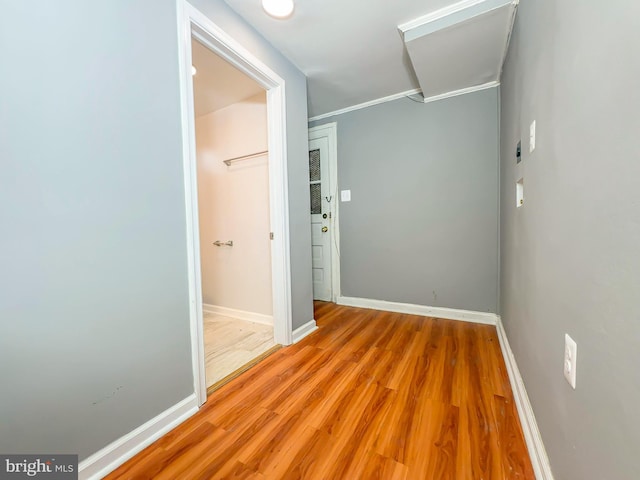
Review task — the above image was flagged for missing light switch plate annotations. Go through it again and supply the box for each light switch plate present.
[564,333,577,389]
[340,190,351,202]
[529,120,536,153]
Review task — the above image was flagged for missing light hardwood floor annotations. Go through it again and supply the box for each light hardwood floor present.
[107,301,534,479]
[204,312,276,388]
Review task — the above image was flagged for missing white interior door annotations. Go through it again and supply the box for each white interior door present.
[309,137,332,301]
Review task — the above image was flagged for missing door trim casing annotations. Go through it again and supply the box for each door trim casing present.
[308,123,340,302]
[177,0,292,406]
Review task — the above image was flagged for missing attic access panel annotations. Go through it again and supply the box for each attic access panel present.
[401,0,518,100]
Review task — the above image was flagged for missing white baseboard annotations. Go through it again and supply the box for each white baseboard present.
[203,304,273,326]
[79,394,199,480]
[292,319,318,343]
[496,317,554,480]
[336,296,498,325]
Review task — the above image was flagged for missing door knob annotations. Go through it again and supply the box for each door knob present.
[322,226,328,233]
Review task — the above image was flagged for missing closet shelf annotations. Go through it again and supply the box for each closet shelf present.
[223,150,268,166]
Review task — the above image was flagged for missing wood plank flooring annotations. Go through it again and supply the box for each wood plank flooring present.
[204,313,276,388]
[106,302,534,479]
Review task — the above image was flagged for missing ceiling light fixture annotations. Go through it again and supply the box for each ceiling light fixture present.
[262,0,294,19]
[191,65,197,76]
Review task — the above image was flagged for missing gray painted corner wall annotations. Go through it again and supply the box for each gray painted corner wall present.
[500,1,640,479]
[311,88,499,313]
[0,0,311,461]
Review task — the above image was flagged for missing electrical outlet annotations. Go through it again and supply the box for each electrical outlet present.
[564,334,577,389]
[516,178,524,208]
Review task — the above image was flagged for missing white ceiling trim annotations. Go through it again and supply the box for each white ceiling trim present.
[422,81,499,104]
[308,88,422,122]
[398,0,516,36]
[308,82,502,122]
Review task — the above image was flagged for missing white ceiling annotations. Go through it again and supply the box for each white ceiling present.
[191,38,264,117]
[223,0,465,118]
[222,0,517,119]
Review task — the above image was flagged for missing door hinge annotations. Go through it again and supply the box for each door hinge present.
[270,232,274,240]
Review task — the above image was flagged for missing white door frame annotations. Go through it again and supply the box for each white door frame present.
[177,0,292,406]
[308,123,340,302]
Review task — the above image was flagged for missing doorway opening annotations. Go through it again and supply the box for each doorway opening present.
[191,37,277,391]
[178,1,292,406]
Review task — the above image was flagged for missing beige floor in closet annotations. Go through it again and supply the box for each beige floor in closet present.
[204,312,276,388]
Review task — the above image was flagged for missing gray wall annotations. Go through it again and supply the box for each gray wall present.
[500,1,640,479]
[0,0,311,461]
[311,88,499,313]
